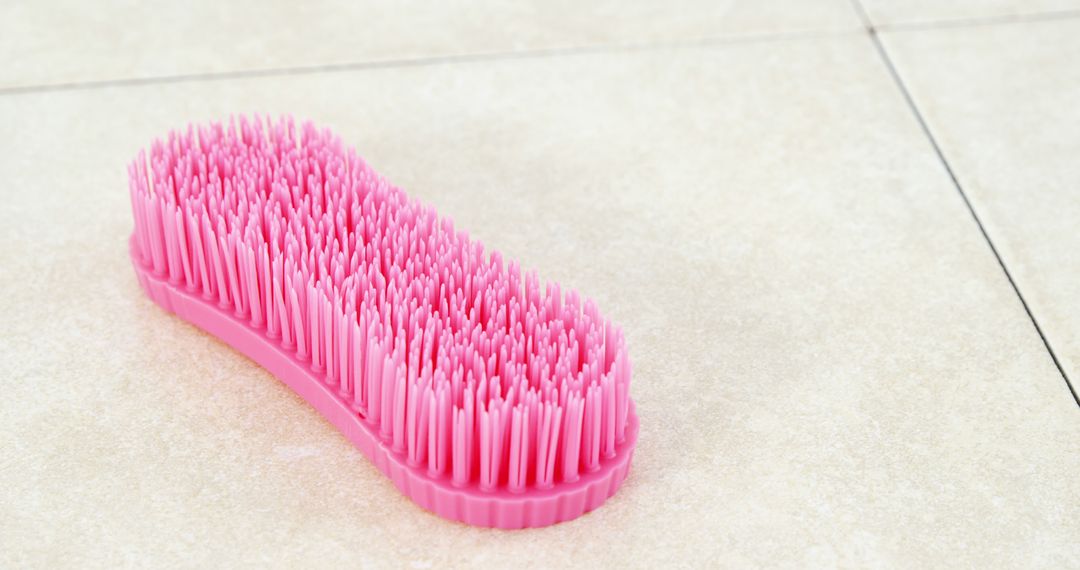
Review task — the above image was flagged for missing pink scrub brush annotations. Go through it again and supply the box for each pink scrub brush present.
[127,116,638,528]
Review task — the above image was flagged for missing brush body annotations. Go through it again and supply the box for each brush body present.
[128,116,637,528]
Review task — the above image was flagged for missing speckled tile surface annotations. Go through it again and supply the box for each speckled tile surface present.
[0,0,862,90]
[881,19,1080,417]
[2,19,1079,570]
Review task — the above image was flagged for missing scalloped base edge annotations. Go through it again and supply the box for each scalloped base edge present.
[130,238,638,528]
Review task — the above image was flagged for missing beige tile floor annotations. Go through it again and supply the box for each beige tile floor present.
[2,2,1078,568]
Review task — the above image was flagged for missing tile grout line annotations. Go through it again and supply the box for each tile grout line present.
[849,0,1080,409]
[876,8,1080,33]
[6,8,1078,96]
[0,28,853,98]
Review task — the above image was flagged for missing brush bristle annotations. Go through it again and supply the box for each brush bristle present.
[128,115,632,492]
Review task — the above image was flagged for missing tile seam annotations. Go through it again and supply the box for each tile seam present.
[0,27,859,97]
[851,0,1080,408]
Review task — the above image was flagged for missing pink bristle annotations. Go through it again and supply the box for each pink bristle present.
[128,115,633,494]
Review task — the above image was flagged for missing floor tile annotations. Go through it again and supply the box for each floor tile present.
[859,0,1080,27]
[881,19,1080,405]
[1,35,1078,567]
[0,0,861,90]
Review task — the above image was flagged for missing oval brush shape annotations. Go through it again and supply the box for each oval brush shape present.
[127,116,638,528]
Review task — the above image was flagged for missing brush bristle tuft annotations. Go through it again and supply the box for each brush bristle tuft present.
[129,115,632,491]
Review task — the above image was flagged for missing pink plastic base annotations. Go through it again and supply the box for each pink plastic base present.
[130,238,638,528]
